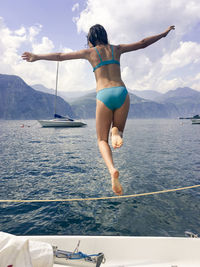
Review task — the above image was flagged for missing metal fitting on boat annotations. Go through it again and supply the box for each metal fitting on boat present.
[185,231,198,238]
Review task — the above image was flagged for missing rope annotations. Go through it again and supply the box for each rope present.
[0,184,199,203]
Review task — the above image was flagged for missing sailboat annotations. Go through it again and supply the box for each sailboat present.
[38,62,86,127]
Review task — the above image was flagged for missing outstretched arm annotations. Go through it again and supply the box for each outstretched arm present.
[22,49,90,62]
[119,26,175,54]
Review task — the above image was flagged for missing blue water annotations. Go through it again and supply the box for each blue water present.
[0,119,200,236]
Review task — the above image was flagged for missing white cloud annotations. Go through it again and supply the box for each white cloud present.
[0,17,95,92]
[74,0,200,92]
[1,0,200,93]
[32,37,55,53]
[0,17,26,72]
[28,24,42,42]
[161,41,200,72]
[72,3,79,12]
[15,26,26,36]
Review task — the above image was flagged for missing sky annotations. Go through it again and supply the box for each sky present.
[0,0,200,93]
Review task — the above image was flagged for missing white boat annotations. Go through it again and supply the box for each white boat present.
[191,115,200,124]
[38,62,86,128]
[26,234,200,267]
[192,119,200,124]
[38,118,86,127]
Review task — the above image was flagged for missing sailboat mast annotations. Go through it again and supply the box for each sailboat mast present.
[54,61,59,116]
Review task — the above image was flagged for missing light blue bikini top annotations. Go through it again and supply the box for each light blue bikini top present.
[93,45,120,72]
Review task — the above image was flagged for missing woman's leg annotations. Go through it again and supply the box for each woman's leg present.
[96,99,123,195]
[111,94,130,148]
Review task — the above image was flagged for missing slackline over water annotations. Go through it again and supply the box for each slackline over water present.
[0,184,200,203]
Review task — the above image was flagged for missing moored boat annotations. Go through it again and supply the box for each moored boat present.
[38,118,86,127]
[191,115,200,124]
[38,62,86,128]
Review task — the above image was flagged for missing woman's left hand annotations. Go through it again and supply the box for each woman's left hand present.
[163,25,175,37]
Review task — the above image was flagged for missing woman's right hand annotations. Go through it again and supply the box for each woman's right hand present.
[21,52,37,62]
[163,25,175,37]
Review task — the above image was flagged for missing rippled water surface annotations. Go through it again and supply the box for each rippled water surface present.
[0,119,200,236]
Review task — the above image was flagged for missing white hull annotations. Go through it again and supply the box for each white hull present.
[27,235,200,267]
[38,119,86,127]
[192,119,200,124]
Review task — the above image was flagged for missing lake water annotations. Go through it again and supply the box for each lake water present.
[0,119,200,237]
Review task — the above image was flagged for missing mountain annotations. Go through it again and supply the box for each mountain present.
[71,90,179,119]
[1,74,199,119]
[155,87,200,117]
[32,83,200,118]
[155,87,200,102]
[32,84,55,95]
[131,89,163,101]
[61,89,95,102]
[32,83,95,102]
[0,74,74,119]
[129,92,179,118]
[70,92,96,118]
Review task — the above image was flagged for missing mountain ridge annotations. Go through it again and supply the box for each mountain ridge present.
[0,74,74,119]
[1,74,200,119]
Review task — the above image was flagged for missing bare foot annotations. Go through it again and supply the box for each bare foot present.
[110,168,123,196]
[111,127,123,149]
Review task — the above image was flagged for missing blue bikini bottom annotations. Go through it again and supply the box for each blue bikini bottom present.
[96,86,128,111]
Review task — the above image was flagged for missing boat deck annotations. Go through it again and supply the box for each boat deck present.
[28,235,200,267]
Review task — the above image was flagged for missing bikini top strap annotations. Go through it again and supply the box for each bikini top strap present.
[94,47,103,62]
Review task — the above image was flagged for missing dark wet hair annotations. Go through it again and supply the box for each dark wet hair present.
[87,24,108,47]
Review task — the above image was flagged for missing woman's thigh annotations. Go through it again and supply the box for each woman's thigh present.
[113,94,130,132]
[96,99,113,142]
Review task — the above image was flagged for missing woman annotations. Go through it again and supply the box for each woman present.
[22,24,175,196]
